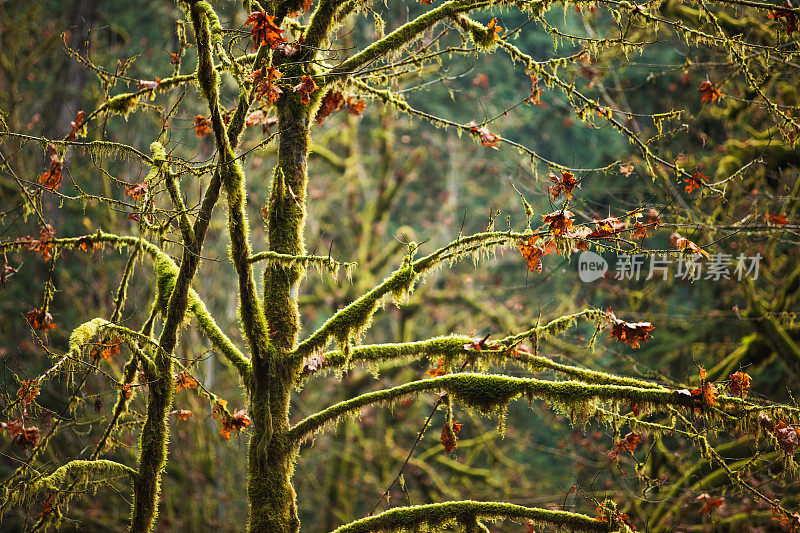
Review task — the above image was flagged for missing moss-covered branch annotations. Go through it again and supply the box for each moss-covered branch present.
[288,372,722,443]
[300,324,667,392]
[323,0,491,85]
[331,501,611,532]
[293,230,537,358]
[2,231,251,379]
[248,249,354,278]
[1,459,136,515]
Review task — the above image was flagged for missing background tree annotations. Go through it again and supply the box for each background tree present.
[1,0,799,531]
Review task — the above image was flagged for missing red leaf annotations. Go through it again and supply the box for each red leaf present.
[698,81,723,102]
[768,3,798,35]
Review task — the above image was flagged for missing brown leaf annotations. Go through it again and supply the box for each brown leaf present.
[605,309,654,349]
[548,171,579,200]
[542,210,574,237]
[16,380,41,406]
[345,97,366,117]
[670,232,709,258]
[138,78,161,91]
[467,120,499,149]
[2,253,18,289]
[39,145,63,191]
[315,91,344,125]
[441,421,462,453]
[292,75,318,105]
[171,409,194,421]
[765,213,789,226]
[68,110,86,142]
[518,236,556,273]
[727,371,751,398]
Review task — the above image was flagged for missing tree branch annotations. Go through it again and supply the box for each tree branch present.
[293,230,537,358]
[332,501,611,532]
[287,372,721,444]
[322,0,491,85]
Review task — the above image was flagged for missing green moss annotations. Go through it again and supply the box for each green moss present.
[331,501,612,532]
[1,459,135,525]
[105,93,139,119]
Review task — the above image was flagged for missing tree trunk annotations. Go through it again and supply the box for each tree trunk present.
[247,97,311,532]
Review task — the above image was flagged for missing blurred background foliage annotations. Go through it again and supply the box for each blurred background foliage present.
[1,0,798,530]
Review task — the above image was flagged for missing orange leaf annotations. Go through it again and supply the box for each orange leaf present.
[670,232,709,258]
[245,11,287,50]
[125,180,149,200]
[698,81,723,103]
[684,172,707,194]
[174,371,198,393]
[346,97,366,117]
[171,409,194,421]
[765,213,789,226]
[26,307,57,331]
[194,115,212,138]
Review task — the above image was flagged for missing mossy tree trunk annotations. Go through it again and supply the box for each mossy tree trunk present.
[247,92,312,532]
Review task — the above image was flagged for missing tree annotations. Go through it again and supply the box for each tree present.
[1,0,799,531]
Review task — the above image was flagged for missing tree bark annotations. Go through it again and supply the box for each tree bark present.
[247,96,311,533]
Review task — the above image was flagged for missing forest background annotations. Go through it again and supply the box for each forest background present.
[1,0,799,531]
